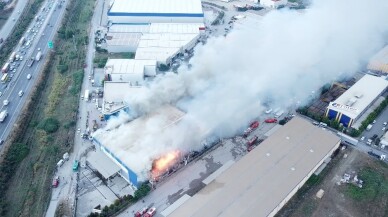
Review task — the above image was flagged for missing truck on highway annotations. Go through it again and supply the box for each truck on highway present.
[366,124,373,131]
[1,73,8,83]
[27,58,35,67]
[0,110,8,122]
[19,37,25,46]
[9,52,16,62]
[35,51,42,61]
[84,90,90,101]
[1,62,10,73]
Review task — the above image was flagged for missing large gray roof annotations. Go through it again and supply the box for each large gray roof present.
[168,116,340,217]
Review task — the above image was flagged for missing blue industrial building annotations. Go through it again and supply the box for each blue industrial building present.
[326,74,388,128]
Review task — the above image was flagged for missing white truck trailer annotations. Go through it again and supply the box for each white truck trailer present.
[0,110,8,122]
[84,90,90,101]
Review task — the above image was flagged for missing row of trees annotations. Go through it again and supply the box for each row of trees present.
[297,107,344,132]
[87,183,151,217]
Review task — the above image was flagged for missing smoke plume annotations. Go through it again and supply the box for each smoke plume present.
[95,0,388,180]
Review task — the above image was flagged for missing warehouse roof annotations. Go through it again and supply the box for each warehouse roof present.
[327,74,388,119]
[105,59,156,75]
[368,45,388,73]
[168,116,340,217]
[109,23,204,34]
[135,33,199,63]
[106,32,142,47]
[109,0,203,17]
[103,82,145,114]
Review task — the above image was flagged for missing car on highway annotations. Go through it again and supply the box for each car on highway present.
[265,118,278,123]
[18,90,24,97]
[383,127,386,131]
[384,122,387,127]
[3,100,9,106]
[27,74,32,80]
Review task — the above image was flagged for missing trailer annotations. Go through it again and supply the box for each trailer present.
[1,62,10,73]
[84,90,90,101]
[9,52,16,62]
[35,51,42,61]
[0,110,8,122]
[19,37,25,46]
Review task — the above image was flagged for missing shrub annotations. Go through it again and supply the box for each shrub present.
[38,117,60,133]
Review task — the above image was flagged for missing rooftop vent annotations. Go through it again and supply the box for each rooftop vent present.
[345,97,357,106]
[291,167,295,171]
[354,93,363,98]
[266,153,270,157]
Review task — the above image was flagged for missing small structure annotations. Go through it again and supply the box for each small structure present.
[316,189,325,199]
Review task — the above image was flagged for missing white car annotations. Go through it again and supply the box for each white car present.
[383,127,386,132]
[3,100,9,106]
[360,136,365,141]
[37,47,41,51]
[373,120,377,124]
[27,74,32,80]
[18,90,24,97]
[384,122,387,127]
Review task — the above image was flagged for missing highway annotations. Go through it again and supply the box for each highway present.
[0,0,68,150]
[0,0,29,48]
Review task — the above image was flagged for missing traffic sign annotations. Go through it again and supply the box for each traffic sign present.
[48,41,54,49]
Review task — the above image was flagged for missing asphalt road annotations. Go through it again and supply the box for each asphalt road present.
[0,0,67,149]
[0,0,29,48]
[360,105,388,144]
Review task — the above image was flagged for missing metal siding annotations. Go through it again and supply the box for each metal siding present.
[327,109,338,120]
[93,137,139,187]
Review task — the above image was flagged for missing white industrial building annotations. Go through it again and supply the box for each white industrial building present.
[102,82,146,118]
[165,117,341,217]
[326,74,388,128]
[108,0,204,24]
[104,59,157,85]
[368,45,388,74]
[260,0,287,8]
[93,105,186,187]
[106,23,205,64]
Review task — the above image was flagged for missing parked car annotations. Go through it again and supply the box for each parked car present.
[265,118,277,123]
[52,176,59,187]
[383,122,387,127]
[373,120,377,124]
[360,136,365,141]
[250,121,259,129]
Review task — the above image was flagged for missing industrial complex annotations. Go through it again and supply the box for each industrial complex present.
[165,117,341,217]
[105,0,205,65]
[92,105,186,187]
[326,74,388,128]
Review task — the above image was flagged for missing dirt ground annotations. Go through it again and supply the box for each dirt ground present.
[278,147,388,217]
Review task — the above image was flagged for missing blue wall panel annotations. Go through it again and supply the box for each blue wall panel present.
[340,115,351,128]
[327,109,338,120]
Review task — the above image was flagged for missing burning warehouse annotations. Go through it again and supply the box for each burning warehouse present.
[92,105,186,188]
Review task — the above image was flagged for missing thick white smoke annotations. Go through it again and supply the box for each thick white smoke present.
[96,0,388,180]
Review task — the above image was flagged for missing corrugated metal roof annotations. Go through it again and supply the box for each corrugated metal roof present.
[106,32,142,46]
[105,59,156,75]
[109,0,203,15]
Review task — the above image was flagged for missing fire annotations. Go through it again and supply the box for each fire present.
[151,150,180,178]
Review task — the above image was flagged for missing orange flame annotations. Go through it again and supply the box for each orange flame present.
[151,150,180,178]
